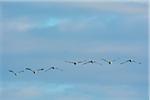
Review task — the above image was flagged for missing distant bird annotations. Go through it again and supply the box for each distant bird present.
[120,59,141,64]
[83,60,102,66]
[101,58,119,64]
[45,66,63,72]
[8,70,17,76]
[25,68,36,74]
[65,60,86,65]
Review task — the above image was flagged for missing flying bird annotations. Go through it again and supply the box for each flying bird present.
[25,68,36,74]
[8,70,17,76]
[83,60,102,66]
[45,66,63,72]
[101,58,119,64]
[65,60,86,65]
[120,59,141,64]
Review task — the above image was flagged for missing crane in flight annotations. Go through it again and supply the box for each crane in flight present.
[45,66,63,72]
[65,60,86,65]
[83,60,102,66]
[120,59,141,64]
[25,68,36,74]
[101,58,119,64]
[8,69,24,76]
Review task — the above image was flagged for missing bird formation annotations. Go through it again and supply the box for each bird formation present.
[8,58,142,76]
[8,66,63,76]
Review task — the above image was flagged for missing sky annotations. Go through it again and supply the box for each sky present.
[0,1,149,100]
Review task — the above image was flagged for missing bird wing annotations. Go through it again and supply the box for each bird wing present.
[35,69,44,73]
[25,68,32,71]
[8,70,17,76]
[82,61,90,65]
[25,68,35,74]
[45,67,52,72]
[37,68,44,71]
[120,60,129,64]
[77,60,86,63]
[8,70,13,72]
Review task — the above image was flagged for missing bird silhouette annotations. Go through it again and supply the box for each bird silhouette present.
[120,59,141,64]
[8,69,25,76]
[25,68,36,74]
[83,60,102,66]
[8,70,17,76]
[65,60,86,65]
[101,58,119,64]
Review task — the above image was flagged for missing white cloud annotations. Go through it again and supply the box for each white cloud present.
[43,16,99,32]
[3,17,39,33]
[3,16,98,33]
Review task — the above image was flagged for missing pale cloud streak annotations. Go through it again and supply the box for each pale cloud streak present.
[3,17,40,33]
[3,16,97,33]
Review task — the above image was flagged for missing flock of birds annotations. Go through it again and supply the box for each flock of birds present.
[8,58,142,76]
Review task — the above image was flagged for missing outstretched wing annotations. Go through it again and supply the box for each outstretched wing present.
[37,68,44,72]
[25,68,35,74]
[8,70,17,76]
[45,67,52,72]
[77,60,86,63]
[25,68,31,71]
[82,61,90,65]
[120,60,129,64]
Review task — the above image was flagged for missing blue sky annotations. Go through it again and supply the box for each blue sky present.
[0,1,149,100]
